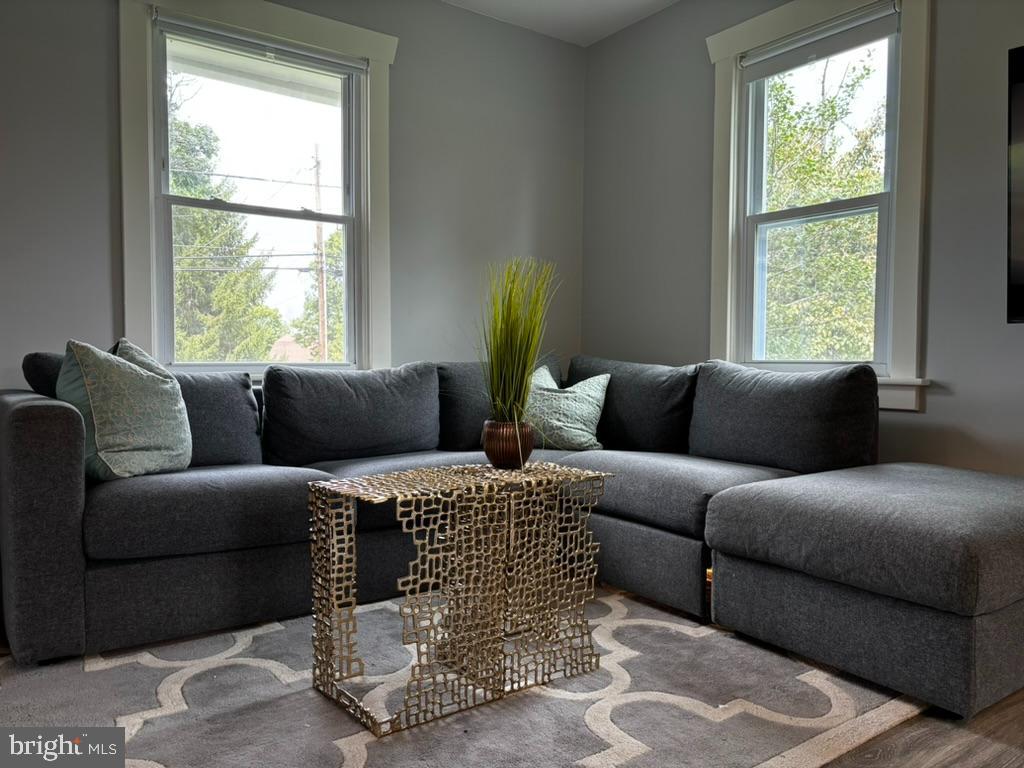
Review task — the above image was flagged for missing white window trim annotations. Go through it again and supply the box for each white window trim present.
[706,0,931,410]
[119,0,397,370]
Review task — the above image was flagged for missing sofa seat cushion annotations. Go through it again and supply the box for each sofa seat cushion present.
[705,463,1024,616]
[84,465,332,560]
[309,449,575,532]
[556,450,795,538]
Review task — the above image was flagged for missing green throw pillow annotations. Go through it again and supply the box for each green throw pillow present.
[56,338,192,481]
[527,367,609,451]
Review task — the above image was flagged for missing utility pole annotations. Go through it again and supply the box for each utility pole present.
[313,144,327,362]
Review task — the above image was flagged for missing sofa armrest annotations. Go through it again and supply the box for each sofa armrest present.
[0,390,86,662]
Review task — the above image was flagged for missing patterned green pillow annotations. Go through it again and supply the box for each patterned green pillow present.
[56,338,192,481]
[527,367,610,450]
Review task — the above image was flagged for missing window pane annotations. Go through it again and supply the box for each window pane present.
[166,34,346,214]
[756,38,888,213]
[172,205,347,363]
[753,209,878,362]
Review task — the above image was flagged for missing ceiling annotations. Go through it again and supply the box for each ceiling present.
[440,0,681,47]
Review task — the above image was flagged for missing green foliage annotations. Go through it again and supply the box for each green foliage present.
[764,57,884,210]
[761,52,885,362]
[761,213,878,361]
[169,76,285,362]
[480,259,557,423]
[293,229,346,361]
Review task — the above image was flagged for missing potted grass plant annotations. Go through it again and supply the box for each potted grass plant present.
[480,259,557,469]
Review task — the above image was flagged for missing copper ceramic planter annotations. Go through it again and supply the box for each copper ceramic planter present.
[482,420,534,469]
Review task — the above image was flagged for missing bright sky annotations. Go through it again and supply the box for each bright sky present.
[168,38,346,323]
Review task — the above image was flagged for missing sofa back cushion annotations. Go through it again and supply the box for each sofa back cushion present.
[437,362,489,451]
[565,355,699,453]
[436,354,563,451]
[176,372,262,467]
[22,352,64,398]
[689,360,878,473]
[24,352,262,468]
[262,362,439,465]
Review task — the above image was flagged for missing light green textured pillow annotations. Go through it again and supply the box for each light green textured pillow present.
[56,338,192,481]
[527,367,609,451]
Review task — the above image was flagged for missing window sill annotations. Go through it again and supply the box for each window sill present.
[878,377,929,412]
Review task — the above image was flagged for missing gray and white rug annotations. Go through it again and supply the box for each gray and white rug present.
[0,589,923,767]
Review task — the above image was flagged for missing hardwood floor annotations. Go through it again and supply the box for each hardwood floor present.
[830,689,1024,768]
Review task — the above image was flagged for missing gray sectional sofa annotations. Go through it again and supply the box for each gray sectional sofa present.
[2,351,1023,719]
[708,463,1024,717]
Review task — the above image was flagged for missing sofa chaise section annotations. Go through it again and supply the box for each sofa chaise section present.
[707,463,1024,717]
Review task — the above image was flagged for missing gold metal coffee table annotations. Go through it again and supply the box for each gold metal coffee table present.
[308,462,607,736]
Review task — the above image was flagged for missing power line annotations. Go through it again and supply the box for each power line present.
[169,167,343,190]
[173,252,322,260]
[175,266,344,275]
[171,243,342,253]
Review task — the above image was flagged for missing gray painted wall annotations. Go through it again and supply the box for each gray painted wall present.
[582,0,787,366]
[582,0,1024,475]
[276,0,586,366]
[0,0,123,389]
[0,0,585,388]
[881,0,1024,474]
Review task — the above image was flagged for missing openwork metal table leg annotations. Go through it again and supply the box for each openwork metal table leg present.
[551,478,603,680]
[310,487,365,710]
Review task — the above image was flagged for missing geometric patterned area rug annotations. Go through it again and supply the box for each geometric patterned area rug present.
[0,588,923,768]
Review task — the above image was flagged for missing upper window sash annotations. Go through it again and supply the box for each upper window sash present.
[739,7,898,83]
[153,18,362,220]
[741,18,900,216]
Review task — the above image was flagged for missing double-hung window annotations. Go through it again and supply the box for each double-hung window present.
[154,22,361,366]
[707,0,930,409]
[119,0,396,371]
[739,12,898,370]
